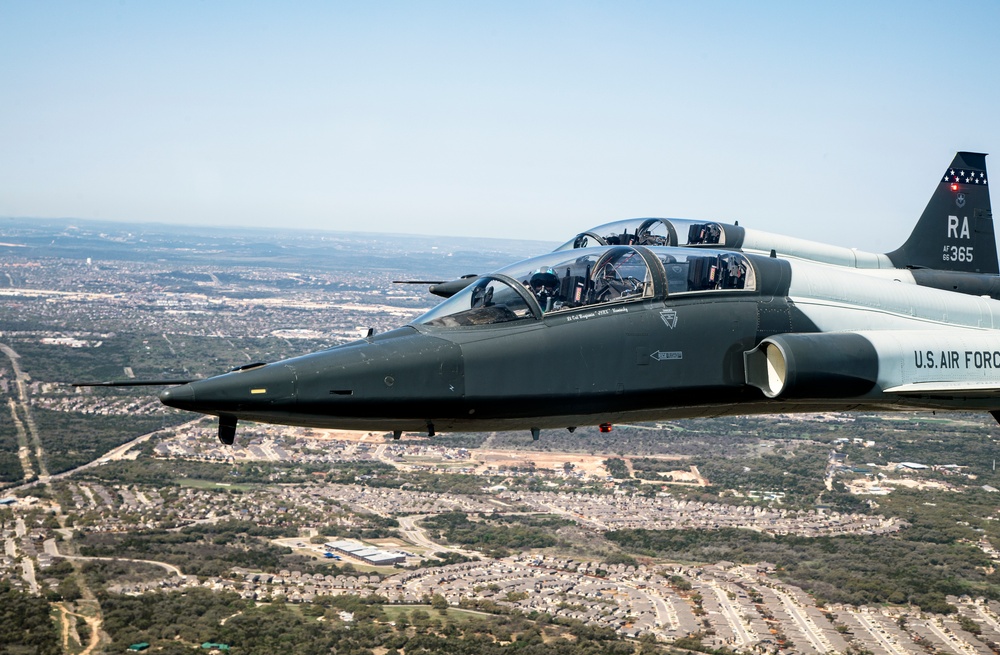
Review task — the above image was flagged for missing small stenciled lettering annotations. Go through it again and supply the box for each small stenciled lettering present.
[564,306,628,321]
[914,350,1000,369]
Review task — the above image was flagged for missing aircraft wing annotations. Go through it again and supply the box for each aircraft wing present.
[72,379,197,387]
[883,381,1000,398]
[393,274,480,298]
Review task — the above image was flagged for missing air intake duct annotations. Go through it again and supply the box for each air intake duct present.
[744,333,879,399]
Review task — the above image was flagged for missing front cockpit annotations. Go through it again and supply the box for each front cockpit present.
[417,275,538,326]
[414,245,757,328]
[555,217,742,251]
[659,250,755,294]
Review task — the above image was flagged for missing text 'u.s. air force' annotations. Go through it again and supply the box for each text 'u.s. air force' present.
[914,350,1000,369]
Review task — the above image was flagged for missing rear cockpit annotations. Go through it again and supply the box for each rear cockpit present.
[555,217,740,251]
[415,245,757,328]
[658,250,756,293]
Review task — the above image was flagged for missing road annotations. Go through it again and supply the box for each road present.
[854,612,912,655]
[373,443,395,467]
[0,342,49,480]
[397,514,480,558]
[55,603,103,655]
[612,577,673,634]
[11,517,37,592]
[707,583,754,647]
[8,418,205,493]
[926,618,982,655]
[772,586,832,653]
[971,602,1000,635]
[6,398,34,479]
[21,556,38,593]
[43,537,185,576]
[535,499,605,529]
[58,553,185,577]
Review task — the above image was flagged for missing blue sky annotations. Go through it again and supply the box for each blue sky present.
[2,2,999,250]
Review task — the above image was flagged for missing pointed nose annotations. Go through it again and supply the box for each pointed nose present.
[159,383,196,410]
[156,364,297,418]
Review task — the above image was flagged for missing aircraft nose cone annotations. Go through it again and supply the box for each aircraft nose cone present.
[159,383,195,409]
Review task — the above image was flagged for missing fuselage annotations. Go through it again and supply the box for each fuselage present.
[159,245,1000,434]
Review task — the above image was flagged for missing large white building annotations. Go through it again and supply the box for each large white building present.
[324,540,406,566]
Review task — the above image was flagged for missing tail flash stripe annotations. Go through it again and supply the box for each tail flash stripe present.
[943,169,988,186]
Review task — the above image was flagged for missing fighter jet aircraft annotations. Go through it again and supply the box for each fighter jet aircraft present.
[79,151,1000,445]
[414,152,999,299]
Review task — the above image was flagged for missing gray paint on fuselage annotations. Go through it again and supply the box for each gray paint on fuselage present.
[786,258,1000,333]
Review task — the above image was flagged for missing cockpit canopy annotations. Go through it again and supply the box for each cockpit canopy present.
[414,246,756,327]
[554,217,735,251]
[655,249,755,294]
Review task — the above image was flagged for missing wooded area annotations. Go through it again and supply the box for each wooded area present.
[0,581,61,655]
[422,512,574,557]
[606,527,999,612]
[98,588,661,655]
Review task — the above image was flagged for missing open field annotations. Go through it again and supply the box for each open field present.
[174,478,257,492]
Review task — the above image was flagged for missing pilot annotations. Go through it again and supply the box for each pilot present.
[529,267,563,312]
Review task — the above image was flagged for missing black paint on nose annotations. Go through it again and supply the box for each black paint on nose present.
[159,383,195,409]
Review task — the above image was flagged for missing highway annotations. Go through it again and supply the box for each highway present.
[8,418,206,494]
[6,398,34,480]
[0,342,48,480]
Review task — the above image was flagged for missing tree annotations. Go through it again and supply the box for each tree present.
[57,576,82,602]
[430,594,449,613]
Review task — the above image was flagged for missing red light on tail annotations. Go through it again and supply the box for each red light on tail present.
[951,183,959,191]
[599,423,612,433]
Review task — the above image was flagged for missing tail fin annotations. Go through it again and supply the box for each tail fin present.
[886,152,996,274]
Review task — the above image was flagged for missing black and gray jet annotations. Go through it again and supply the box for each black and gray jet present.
[81,152,1000,444]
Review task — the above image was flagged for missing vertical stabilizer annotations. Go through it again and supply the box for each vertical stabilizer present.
[886,152,996,274]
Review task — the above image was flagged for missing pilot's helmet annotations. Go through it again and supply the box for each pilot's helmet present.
[529,267,559,297]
